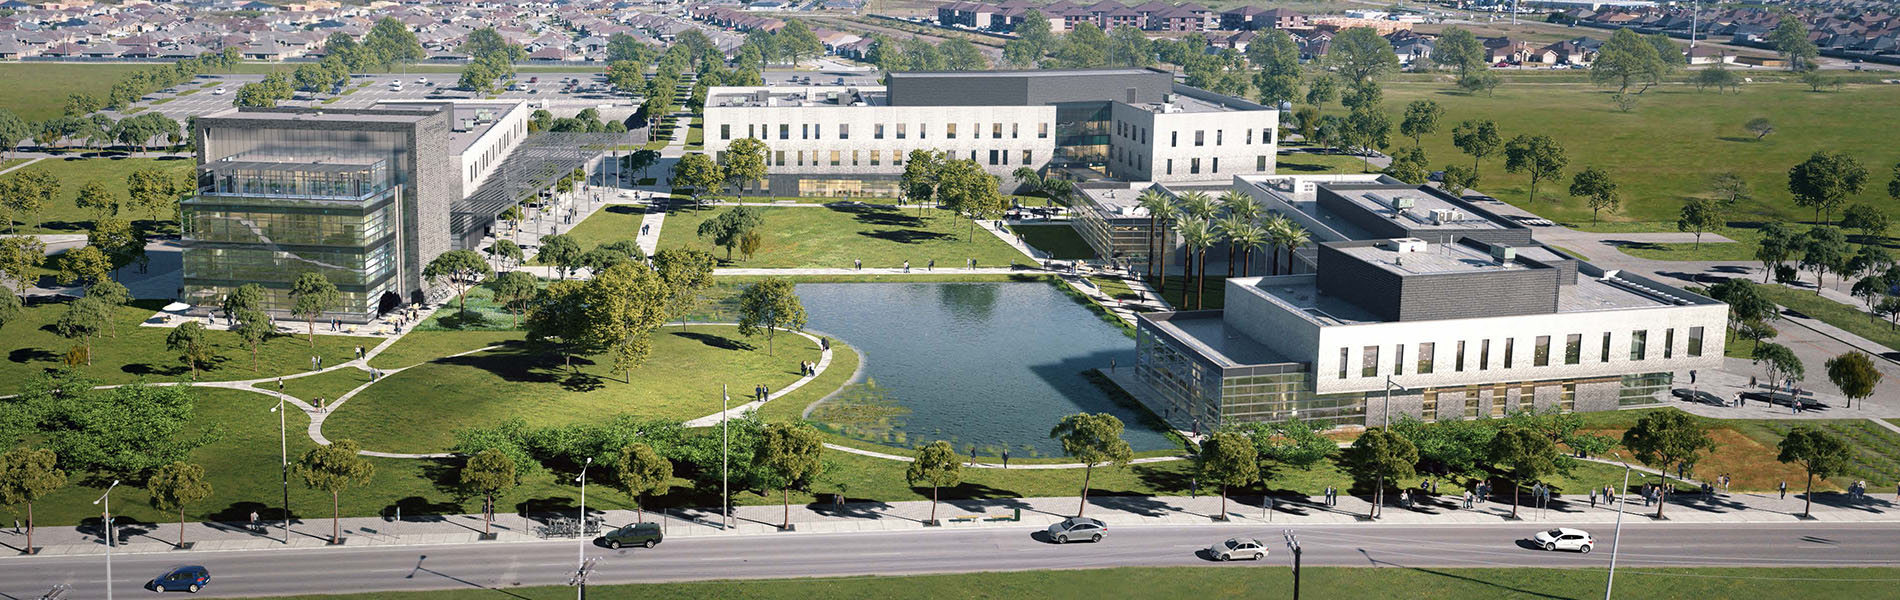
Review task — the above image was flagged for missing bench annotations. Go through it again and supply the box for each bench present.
[948,515,981,523]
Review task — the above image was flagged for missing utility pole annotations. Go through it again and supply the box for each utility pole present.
[93,480,119,600]
[574,457,592,600]
[1690,1,1699,49]
[722,385,731,530]
[1283,530,1302,600]
[1604,455,1634,600]
[1383,375,1410,428]
[271,397,289,544]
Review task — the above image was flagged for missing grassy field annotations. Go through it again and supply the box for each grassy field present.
[642,204,1034,269]
[1374,80,1900,229]
[1277,150,1376,174]
[0,156,193,234]
[1753,283,1900,355]
[1577,408,1900,491]
[261,367,373,407]
[1,299,371,386]
[367,329,522,370]
[323,324,824,454]
[1012,223,1097,259]
[0,63,150,121]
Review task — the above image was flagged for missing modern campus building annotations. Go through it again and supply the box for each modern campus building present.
[699,68,1280,198]
[1130,176,1728,430]
[180,101,539,321]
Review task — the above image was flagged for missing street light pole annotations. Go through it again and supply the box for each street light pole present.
[271,397,289,544]
[1604,454,1634,600]
[722,384,730,530]
[93,480,120,600]
[575,457,592,600]
[1283,530,1302,600]
[1382,375,1411,429]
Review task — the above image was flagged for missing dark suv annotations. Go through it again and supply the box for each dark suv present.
[597,522,663,549]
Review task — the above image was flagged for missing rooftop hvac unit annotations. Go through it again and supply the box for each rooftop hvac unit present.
[1388,237,1427,254]
[1490,244,1516,264]
[1160,104,1182,114]
[1429,208,1460,225]
[1389,195,1417,211]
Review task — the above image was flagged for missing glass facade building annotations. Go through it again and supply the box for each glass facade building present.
[1052,101,1111,170]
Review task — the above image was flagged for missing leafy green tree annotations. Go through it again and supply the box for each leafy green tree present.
[0,447,65,553]
[936,159,1005,241]
[1177,217,1216,309]
[534,233,583,280]
[1383,147,1430,185]
[1442,164,1479,197]
[1504,134,1568,203]
[1788,151,1868,226]
[1400,100,1443,147]
[755,421,824,529]
[1841,204,1891,243]
[1570,166,1620,223]
[459,448,517,535]
[55,245,110,288]
[364,17,425,69]
[1677,198,1726,249]
[289,272,341,348]
[613,442,672,523]
[1622,410,1716,518]
[0,289,19,333]
[1197,430,1260,518]
[1004,10,1054,68]
[424,249,494,313]
[65,92,102,116]
[1329,27,1400,83]
[17,373,213,478]
[126,168,178,225]
[1249,30,1302,106]
[296,439,375,544]
[906,440,962,524]
[1434,27,1486,79]
[670,152,722,204]
[1305,73,1339,108]
[1755,342,1804,392]
[1824,351,1881,410]
[489,271,538,326]
[165,320,213,379]
[5,167,59,232]
[1346,107,1391,172]
[1767,15,1819,71]
[1049,413,1134,517]
[1800,226,1849,292]
[0,235,45,295]
[147,461,212,548]
[0,109,31,159]
[1340,79,1383,111]
[595,262,671,382]
[55,296,111,365]
[486,239,524,268]
[1389,417,1494,484]
[900,149,946,214]
[1755,221,1797,283]
[696,206,765,261]
[1342,429,1416,519]
[720,137,770,196]
[940,38,989,70]
[776,20,823,66]
[1776,426,1851,517]
[73,181,119,222]
[1592,28,1665,94]
[1049,22,1109,69]
[736,277,806,355]
[89,218,145,277]
[1487,425,1558,519]
[652,248,717,326]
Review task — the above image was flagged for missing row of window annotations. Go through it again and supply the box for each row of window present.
[1336,327,1707,379]
[1112,120,1274,149]
[721,121,1053,142]
[736,148,1037,169]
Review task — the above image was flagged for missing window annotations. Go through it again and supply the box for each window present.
[1171,131,1178,147]
[920,123,928,139]
[1663,328,1675,359]
[1417,342,1434,374]
[896,123,906,139]
[1455,341,1466,372]
[1166,159,1173,175]
[1246,128,1253,144]
[1565,334,1582,365]
[1194,130,1204,146]
[1190,158,1201,174]
[748,124,757,138]
[1141,127,1147,143]
[1393,344,1405,376]
[1012,123,1019,138]
[720,124,730,140]
[1258,155,1267,171]
[1362,346,1379,377]
[1338,348,1349,379]
[946,123,957,139]
[992,122,1002,139]
[851,150,859,166]
[893,151,904,166]
[779,124,789,140]
[774,150,784,166]
[1262,128,1271,144]
[874,124,884,139]
[1687,327,1705,357]
[1601,332,1612,363]
[1479,339,1491,370]
[1502,338,1514,369]
[870,150,881,166]
[801,124,810,140]
[1039,122,1049,138]
[1533,336,1551,367]
[829,150,840,166]
[1022,149,1033,164]
[1629,330,1648,361]
[988,149,999,165]
[1212,157,1219,173]
[1216,130,1223,145]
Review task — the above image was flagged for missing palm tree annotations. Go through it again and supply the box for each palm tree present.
[1219,190,1261,222]
[1135,189,1176,289]
[1225,222,1268,277]
[1263,215,1292,274]
[1178,218,1216,309]
[1215,214,1250,277]
[1278,221,1312,275]
[1179,190,1218,221]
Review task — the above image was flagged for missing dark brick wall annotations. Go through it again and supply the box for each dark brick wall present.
[887,69,1173,107]
[1394,267,1560,321]
[1316,243,1404,320]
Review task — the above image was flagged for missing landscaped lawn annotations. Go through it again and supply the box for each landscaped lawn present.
[646,204,1033,269]
[0,63,151,121]
[1,299,371,386]
[323,324,823,454]
[1276,150,1375,174]
[0,156,193,234]
[259,367,373,407]
[1577,408,1900,492]
[367,329,522,370]
[1012,223,1097,259]
[1753,283,1900,356]
[1373,81,1900,229]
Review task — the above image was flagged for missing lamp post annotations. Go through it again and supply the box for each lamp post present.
[1382,375,1411,428]
[1283,530,1302,600]
[93,480,120,600]
[270,397,289,544]
[575,457,592,600]
[1604,453,1635,600]
[722,384,730,530]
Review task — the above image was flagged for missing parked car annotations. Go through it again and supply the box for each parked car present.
[416,77,428,84]
[148,565,211,593]
[529,76,539,84]
[1045,516,1106,544]
[597,522,663,549]
[212,87,226,95]
[1532,528,1594,553]
[1206,537,1268,561]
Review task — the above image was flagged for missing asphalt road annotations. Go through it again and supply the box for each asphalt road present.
[2,522,1895,598]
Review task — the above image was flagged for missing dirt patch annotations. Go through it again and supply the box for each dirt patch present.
[1585,428,1838,493]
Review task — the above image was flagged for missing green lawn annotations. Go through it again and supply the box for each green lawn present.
[211,567,1900,600]
[1374,81,1900,229]
[1576,408,1898,491]
[1276,150,1375,174]
[1753,283,1900,354]
[0,156,193,234]
[1,299,371,386]
[323,324,824,454]
[639,204,1034,269]
[367,329,522,370]
[0,63,150,121]
[1012,223,1097,259]
[1614,221,1894,263]
[259,367,372,406]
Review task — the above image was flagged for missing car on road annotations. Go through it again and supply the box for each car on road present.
[529,76,539,84]
[597,522,662,549]
[416,77,428,85]
[1045,516,1106,544]
[149,565,211,593]
[1206,537,1268,561]
[1532,528,1594,553]
[212,87,226,95]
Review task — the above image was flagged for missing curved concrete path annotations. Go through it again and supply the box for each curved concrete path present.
[680,327,834,427]
[822,442,1187,469]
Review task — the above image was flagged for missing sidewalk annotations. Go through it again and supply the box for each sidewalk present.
[8,489,1894,558]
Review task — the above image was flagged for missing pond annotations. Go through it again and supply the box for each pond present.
[797,282,1176,457]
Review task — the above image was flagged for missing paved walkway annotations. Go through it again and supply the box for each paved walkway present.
[680,327,834,428]
[0,156,43,176]
[7,488,1893,558]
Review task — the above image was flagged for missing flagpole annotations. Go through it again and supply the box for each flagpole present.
[721,384,730,531]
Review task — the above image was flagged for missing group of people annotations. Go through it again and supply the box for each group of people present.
[798,361,818,376]
[752,383,770,402]
[849,258,984,271]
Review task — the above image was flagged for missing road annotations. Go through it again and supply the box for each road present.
[3,522,1894,598]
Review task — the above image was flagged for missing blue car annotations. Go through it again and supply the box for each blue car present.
[149,566,211,593]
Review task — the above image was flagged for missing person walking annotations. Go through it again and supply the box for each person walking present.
[1779,481,1787,499]
[1001,448,1009,469]
[1463,490,1474,509]
[903,260,910,273]
[927,259,935,271]
[277,378,284,392]
[855,258,862,271]
[1589,488,1597,508]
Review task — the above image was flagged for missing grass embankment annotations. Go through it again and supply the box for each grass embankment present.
[1013,224,1097,260]
[632,204,1033,269]
[1577,408,1900,492]
[1276,150,1376,174]
[0,156,192,234]
[1,300,370,386]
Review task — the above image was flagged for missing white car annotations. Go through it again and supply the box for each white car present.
[1207,537,1268,561]
[416,77,428,84]
[212,87,226,95]
[1532,528,1594,553]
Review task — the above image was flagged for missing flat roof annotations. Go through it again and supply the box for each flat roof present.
[1338,187,1509,231]
[707,86,888,108]
[1333,239,1532,276]
[1235,275,1384,326]
[1127,93,1228,114]
[202,107,439,124]
[885,68,1159,79]
[1076,183,1151,216]
[1146,311,1298,367]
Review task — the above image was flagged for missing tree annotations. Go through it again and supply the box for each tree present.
[1487,425,1558,519]
[755,421,823,530]
[1178,218,1216,309]
[295,439,375,544]
[1767,15,1819,71]
[1788,151,1868,226]
[670,152,722,204]
[1708,279,1776,343]
[940,38,989,70]
[1824,351,1881,410]
[126,168,178,225]
[1621,410,1716,518]
[15,374,212,478]
[1800,226,1849,292]
[1329,28,1400,83]
[56,245,112,289]
[1346,107,1391,172]
[1006,10,1055,67]
[696,206,765,261]
[74,181,119,222]
[1755,221,1797,283]
[0,109,30,159]
[1383,147,1430,185]
[1744,117,1775,141]
[1271,219,1311,276]
[735,277,807,355]
[1776,426,1850,518]
[652,248,717,326]
[1451,120,1501,175]
[1435,27,1486,79]
[488,270,539,327]
[486,239,523,269]
[54,296,111,365]
[1570,166,1620,223]
[1442,164,1479,197]
[1504,134,1568,203]
[612,442,671,524]
[0,290,18,333]
[1049,413,1133,517]
[721,137,770,197]
[1197,430,1259,519]
[1756,342,1804,394]
[1710,172,1751,207]
[165,320,213,379]
[459,449,516,535]
[1249,30,1302,106]
[0,236,45,296]
[1841,203,1891,243]
[1342,429,1417,519]
[0,447,65,554]
[1136,189,1176,286]
[936,160,1005,241]
[776,20,822,66]
[423,249,494,313]
[1592,28,1665,94]
[288,272,340,348]
[535,233,583,280]
[900,149,946,213]
[1694,64,1742,93]
[147,461,212,548]
[1400,100,1443,147]
[5,167,59,232]
[1049,22,1109,69]
[906,440,962,524]
[1305,73,1339,108]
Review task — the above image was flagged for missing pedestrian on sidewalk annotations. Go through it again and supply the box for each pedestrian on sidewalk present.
[1463,490,1473,509]
[1001,448,1009,468]
[1589,489,1597,508]
[278,378,284,392]
[1191,477,1198,498]
[903,260,910,273]
[1779,481,1787,499]
[854,258,862,270]
[928,259,934,271]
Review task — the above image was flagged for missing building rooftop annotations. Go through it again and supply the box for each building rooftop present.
[1143,311,1298,367]
[1232,259,1705,328]
[204,106,441,124]
[1335,187,1510,231]
[1332,238,1531,276]
[884,68,1158,79]
[371,100,521,154]
[707,86,888,108]
[1075,182,1154,217]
